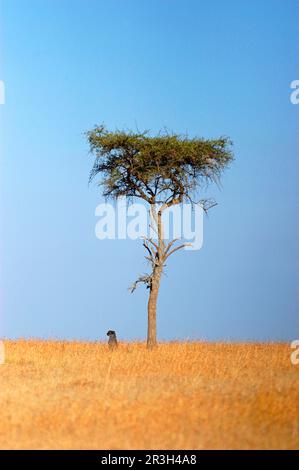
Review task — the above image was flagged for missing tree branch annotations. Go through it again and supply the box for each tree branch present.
[164,243,192,260]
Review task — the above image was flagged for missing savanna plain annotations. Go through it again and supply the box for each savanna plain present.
[0,340,298,449]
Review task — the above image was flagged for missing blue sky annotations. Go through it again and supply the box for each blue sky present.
[0,0,298,341]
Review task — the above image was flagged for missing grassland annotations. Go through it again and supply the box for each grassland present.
[0,340,298,449]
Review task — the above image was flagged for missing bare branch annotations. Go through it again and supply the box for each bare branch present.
[145,256,155,268]
[143,241,155,259]
[141,236,159,252]
[199,198,217,213]
[164,238,179,256]
[128,274,152,293]
[165,243,192,260]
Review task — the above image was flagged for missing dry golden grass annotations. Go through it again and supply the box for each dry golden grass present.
[0,340,298,449]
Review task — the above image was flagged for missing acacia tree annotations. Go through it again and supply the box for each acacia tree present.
[87,126,233,348]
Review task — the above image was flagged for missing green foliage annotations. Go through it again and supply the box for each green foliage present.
[86,125,233,205]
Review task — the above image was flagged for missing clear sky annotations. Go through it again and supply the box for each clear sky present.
[0,0,298,342]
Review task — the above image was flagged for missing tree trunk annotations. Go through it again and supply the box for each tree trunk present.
[146,205,164,349]
[147,270,161,349]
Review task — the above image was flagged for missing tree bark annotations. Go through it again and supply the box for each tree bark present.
[146,205,166,348]
[147,269,161,349]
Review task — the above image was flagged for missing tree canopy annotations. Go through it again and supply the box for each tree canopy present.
[87,125,233,208]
